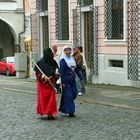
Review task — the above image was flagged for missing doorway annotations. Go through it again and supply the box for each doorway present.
[0,20,15,57]
[83,11,94,70]
[82,8,98,78]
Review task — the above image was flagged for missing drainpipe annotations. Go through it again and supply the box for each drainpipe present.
[15,0,27,78]
[18,0,26,52]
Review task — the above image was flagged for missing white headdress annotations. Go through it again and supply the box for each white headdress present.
[60,45,76,70]
[63,45,72,51]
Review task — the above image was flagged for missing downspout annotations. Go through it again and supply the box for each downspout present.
[18,0,26,52]
[15,0,27,79]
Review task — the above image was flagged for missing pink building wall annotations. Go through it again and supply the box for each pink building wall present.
[29,0,140,87]
[49,0,77,49]
[49,0,128,55]
[30,0,37,14]
[29,0,129,55]
[97,0,128,55]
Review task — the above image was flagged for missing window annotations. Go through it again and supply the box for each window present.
[38,0,49,49]
[55,0,69,40]
[109,60,123,68]
[42,16,49,49]
[105,0,123,39]
[40,0,48,12]
[81,0,93,7]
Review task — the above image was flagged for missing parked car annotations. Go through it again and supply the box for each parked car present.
[0,56,16,76]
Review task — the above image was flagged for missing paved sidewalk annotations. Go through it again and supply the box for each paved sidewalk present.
[1,75,140,111]
[16,77,140,111]
[81,84,140,111]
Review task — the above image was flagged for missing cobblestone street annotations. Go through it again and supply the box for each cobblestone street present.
[1,0,140,140]
[0,76,140,140]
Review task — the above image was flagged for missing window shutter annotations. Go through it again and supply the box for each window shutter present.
[104,0,112,39]
[73,6,81,47]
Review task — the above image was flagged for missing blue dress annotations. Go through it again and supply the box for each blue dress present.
[59,58,82,114]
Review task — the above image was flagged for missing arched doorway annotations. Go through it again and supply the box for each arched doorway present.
[0,19,15,59]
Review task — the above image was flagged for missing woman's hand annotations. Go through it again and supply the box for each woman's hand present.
[55,73,60,81]
[44,76,52,82]
[62,84,65,87]
[41,74,52,83]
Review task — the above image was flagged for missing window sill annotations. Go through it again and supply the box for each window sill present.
[39,11,48,16]
[81,6,90,12]
[104,39,127,46]
[56,40,71,45]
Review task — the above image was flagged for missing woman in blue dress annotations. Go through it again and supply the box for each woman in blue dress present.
[59,45,83,117]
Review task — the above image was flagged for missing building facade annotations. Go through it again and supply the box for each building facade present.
[0,0,25,58]
[30,0,140,88]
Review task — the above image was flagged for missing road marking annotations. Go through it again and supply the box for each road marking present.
[80,99,140,111]
[92,94,140,100]
[0,87,36,95]
[1,87,140,111]
[0,80,35,84]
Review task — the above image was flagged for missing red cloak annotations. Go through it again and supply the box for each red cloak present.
[36,73,57,116]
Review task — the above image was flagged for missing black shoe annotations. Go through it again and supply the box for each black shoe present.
[47,115,56,120]
[69,113,75,117]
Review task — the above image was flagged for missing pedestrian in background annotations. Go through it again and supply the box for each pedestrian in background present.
[59,45,83,117]
[51,44,61,65]
[51,44,62,94]
[34,48,59,120]
[73,45,85,95]
[79,46,87,89]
